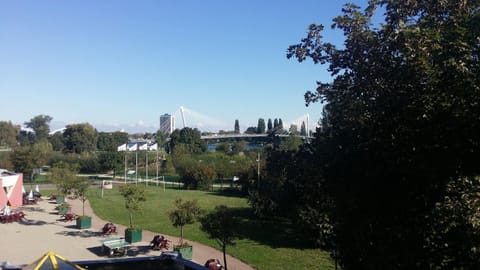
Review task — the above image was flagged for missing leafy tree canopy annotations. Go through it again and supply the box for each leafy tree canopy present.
[63,123,98,154]
[288,0,480,269]
[24,115,52,142]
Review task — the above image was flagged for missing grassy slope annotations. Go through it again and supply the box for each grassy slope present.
[87,186,334,270]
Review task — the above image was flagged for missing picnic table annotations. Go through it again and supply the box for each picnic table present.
[99,237,131,256]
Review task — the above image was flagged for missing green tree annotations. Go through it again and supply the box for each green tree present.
[48,132,65,152]
[200,205,238,270]
[24,115,52,142]
[216,142,230,154]
[273,118,278,129]
[289,124,299,135]
[267,118,273,131]
[0,121,19,148]
[119,184,146,229]
[98,151,123,177]
[278,118,284,131]
[63,123,98,154]
[231,141,246,155]
[279,135,302,152]
[97,131,128,151]
[256,118,266,134]
[300,121,307,136]
[244,127,257,134]
[288,1,480,269]
[48,162,79,196]
[234,119,240,134]
[155,129,167,148]
[11,140,53,178]
[168,127,206,154]
[168,198,201,244]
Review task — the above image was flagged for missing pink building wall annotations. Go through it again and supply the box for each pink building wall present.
[0,173,24,207]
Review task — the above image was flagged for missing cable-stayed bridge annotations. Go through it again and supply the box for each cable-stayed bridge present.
[171,106,317,137]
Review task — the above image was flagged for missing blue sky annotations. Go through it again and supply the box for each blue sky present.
[0,0,366,133]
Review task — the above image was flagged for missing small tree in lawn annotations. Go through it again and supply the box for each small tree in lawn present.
[71,177,89,216]
[119,184,146,229]
[200,205,238,270]
[168,198,201,245]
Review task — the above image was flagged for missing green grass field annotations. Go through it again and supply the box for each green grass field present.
[87,186,335,270]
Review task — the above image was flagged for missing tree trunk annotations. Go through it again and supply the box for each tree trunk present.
[223,244,227,270]
[180,226,184,244]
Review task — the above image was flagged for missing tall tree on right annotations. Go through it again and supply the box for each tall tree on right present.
[288,1,480,269]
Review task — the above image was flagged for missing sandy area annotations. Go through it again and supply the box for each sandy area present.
[0,197,253,270]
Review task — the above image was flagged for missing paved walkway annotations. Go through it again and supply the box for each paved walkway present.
[0,197,254,270]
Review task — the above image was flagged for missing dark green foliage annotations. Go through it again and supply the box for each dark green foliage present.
[97,131,128,151]
[98,151,123,176]
[216,142,230,154]
[168,127,206,154]
[234,119,240,134]
[256,118,266,134]
[287,0,480,269]
[63,123,98,154]
[180,162,216,190]
[200,205,238,270]
[244,126,257,134]
[267,118,273,131]
[24,114,52,142]
[49,132,65,151]
[300,121,307,136]
[248,150,300,218]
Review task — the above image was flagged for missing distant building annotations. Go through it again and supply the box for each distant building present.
[0,169,24,207]
[159,114,175,134]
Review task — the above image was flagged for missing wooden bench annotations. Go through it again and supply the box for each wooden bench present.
[100,237,131,256]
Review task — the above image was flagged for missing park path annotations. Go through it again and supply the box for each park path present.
[68,197,254,270]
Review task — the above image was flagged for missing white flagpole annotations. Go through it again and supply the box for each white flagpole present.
[146,149,148,186]
[124,145,127,183]
[135,149,138,184]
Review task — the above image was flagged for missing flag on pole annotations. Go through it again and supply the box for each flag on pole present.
[148,143,158,151]
[117,144,127,151]
[127,143,138,151]
[139,143,149,151]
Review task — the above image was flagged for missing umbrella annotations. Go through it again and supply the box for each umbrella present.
[35,185,40,193]
[3,204,11,215]
[23,251,85,270]
[22,186,26,194]
[28,190,33,200]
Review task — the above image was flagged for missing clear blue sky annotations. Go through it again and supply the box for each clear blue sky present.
[0,0,365,133]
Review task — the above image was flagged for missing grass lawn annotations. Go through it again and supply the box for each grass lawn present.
[87,185,335,270]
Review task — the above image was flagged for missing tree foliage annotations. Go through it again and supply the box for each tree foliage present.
[24,115,52,142]
[119,184,146,229]
[200,205,238,270]
[234,119,240,134]
[168,127,206,154]
[287,1,480,268]
[168,198,201,244]
[256,118,266,134]
[63,123,98,154]
[0,121,19,148]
